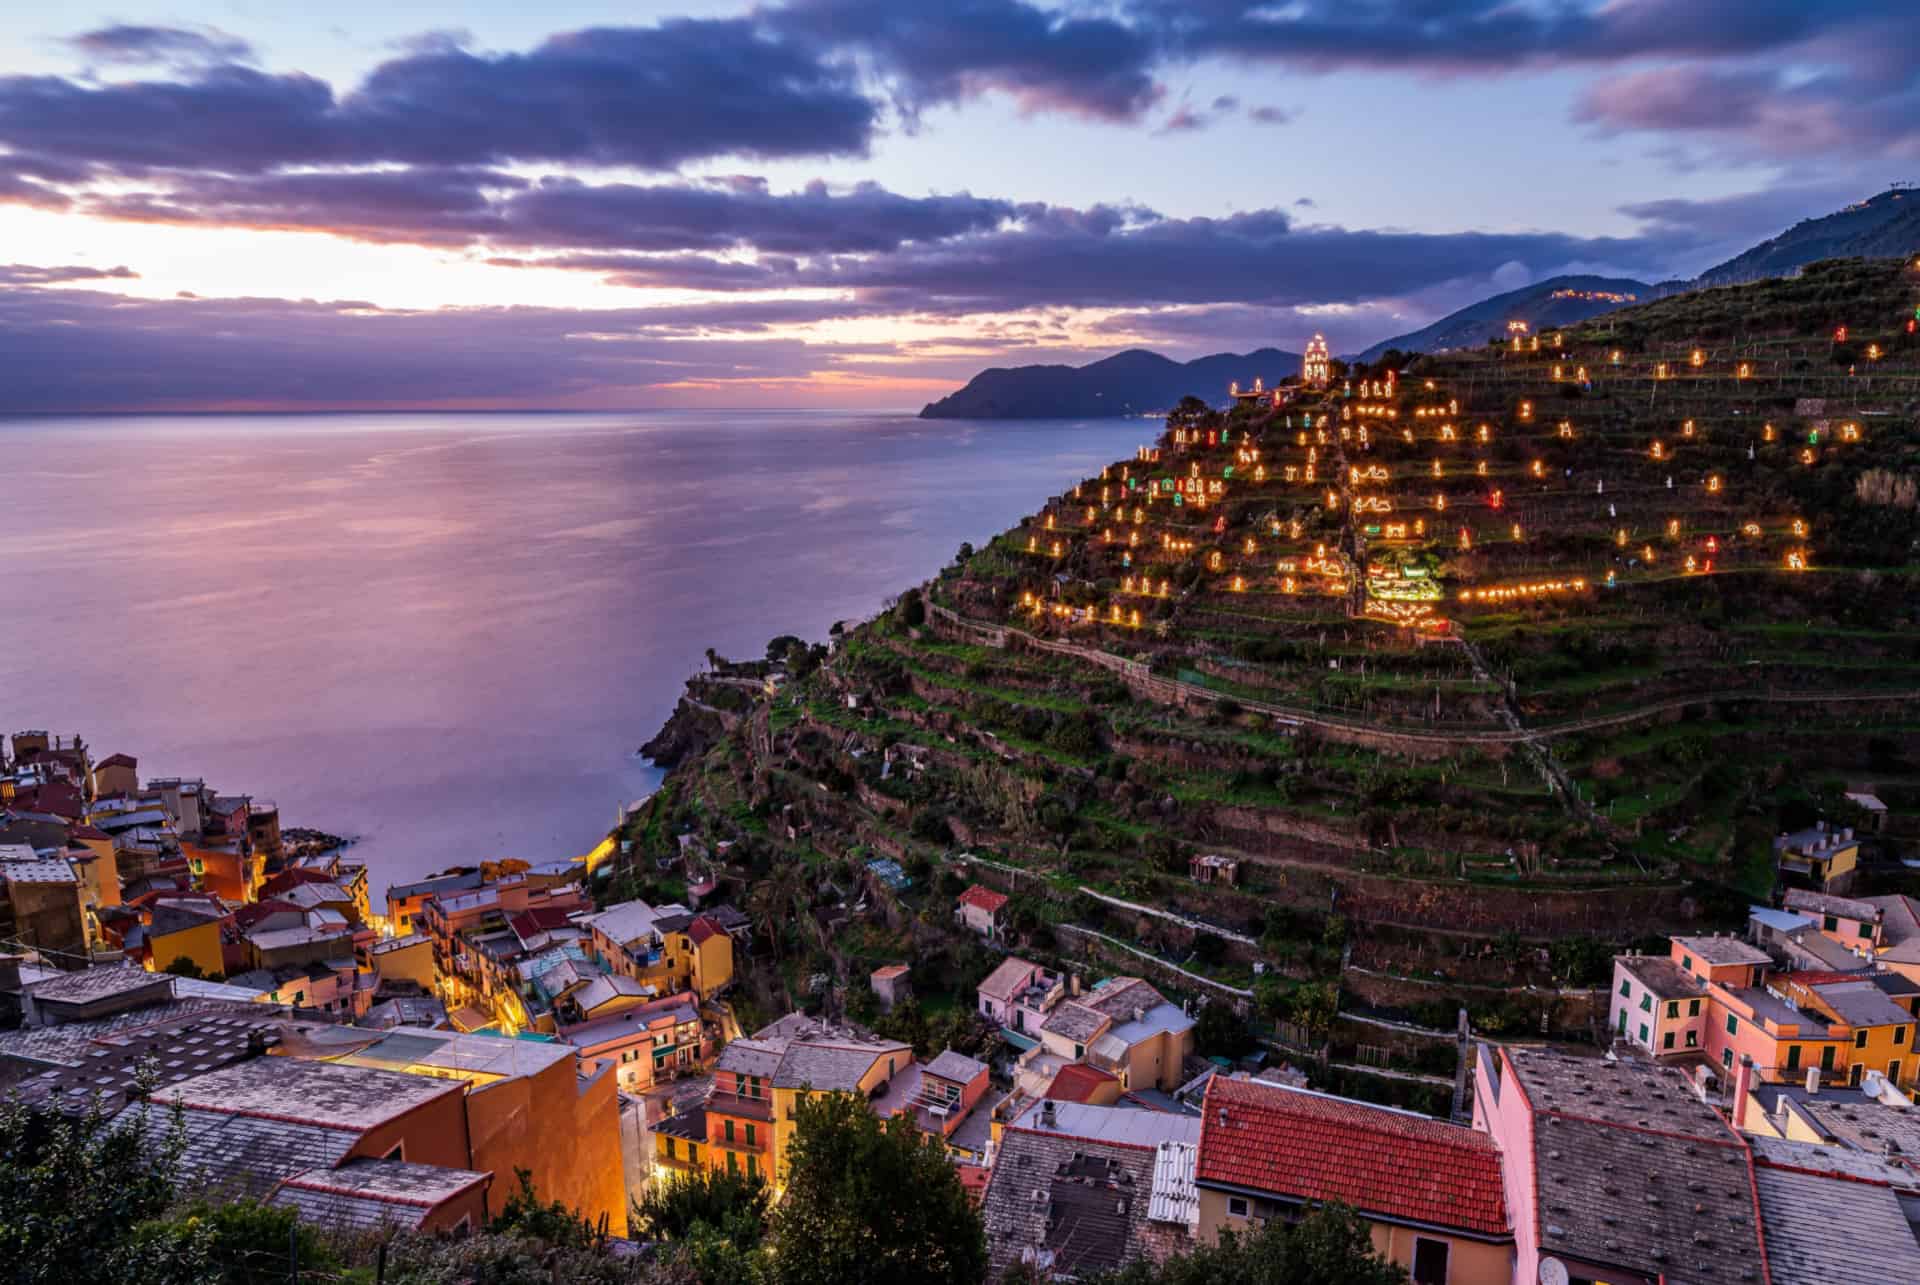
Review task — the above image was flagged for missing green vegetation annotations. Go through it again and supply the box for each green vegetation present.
[1093,1204,1408,1285]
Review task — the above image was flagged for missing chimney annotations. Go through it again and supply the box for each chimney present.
[1806,1066,1821,1095]
[1040,1100,1056,1128]
[1732,1056,1754,1130]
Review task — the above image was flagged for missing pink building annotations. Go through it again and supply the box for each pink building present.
[975,955,1064,1035]
[955,884,1010,939]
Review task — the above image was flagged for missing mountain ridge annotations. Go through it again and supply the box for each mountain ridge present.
[924,188,1920,418]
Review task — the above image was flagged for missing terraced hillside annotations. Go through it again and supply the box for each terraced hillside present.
[613,258,1920,1091]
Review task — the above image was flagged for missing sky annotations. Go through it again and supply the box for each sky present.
[0,1,1913,411]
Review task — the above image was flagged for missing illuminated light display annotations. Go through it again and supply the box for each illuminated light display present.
[1656,363,1669,380]
[1049,541,1063,557]
[1457,578,1589,603]
[1351,465,1389,484]
[1763,424,1776,443]
[1706,476,1723,493]
[1243,537,1257,555]
[1690,349,1705,368]
[1476,461,1488,476]
[1835,327,1848,343]
[1511,524,1524,542]
[1326,490,1341,509]
[1616,528,1627,547]
[1611,350,1623,364]
[1530,459,1545,478]
[1868,344,1883,361]
[1231,576,1245,592]
[1557,422,1575,439]
[1785,550,1808,571]
[1026,536,1037,553]
[1354,496,1393,514]
[1667,519,1681,538]
[1840,423,1861,442]
[1489,489,1504,509]
[1518,401,1534,421]
[1458,527,1472,550]
[1434,494,1447,511]
[1741,522,1761,537]
[1440,424,1457,441]
[1792,519,1807,537]
[1478,424,1491,443]
[1363,600,1444,630]
[1045,514,1056,530]
[1737,362,1752,379]
[1682,420,1696,438]
[1801,448,1817,466]
[1302,333,1331,387]
[1650,440,1666,460]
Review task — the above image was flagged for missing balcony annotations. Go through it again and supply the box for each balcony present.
[705,1090,774,1122]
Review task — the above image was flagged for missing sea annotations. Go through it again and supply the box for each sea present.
[0,410,1141,897]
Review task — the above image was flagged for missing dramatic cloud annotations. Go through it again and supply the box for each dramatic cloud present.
[1577,64,1920,161]
[65,24,255,69]
[775,0,1163,122]
[1,19,877,177]
[72,170,1022,258]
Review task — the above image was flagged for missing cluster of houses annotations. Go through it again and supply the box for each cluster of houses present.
[11,729,1920,1277]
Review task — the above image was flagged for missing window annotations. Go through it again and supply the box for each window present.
[747,1154,759,1180]
[383,1142,405,1161]
[1898,1028,1909,1046]
[1617,1011,1627,1034]
[1688,999,1701,1016]
[687,1144,698,1165]
[1074,1043,1085,1059]
[1860,922,1873,938]
[1666,1001,1679,1019]
[663,1138,676,1160]
[1856,1030,1869,1049]
[727,1151,738,1175]
[1619,979,1632,997]
[1786,1045,1801,1071]
[1637,1023,1649,1044]
[1638,993,1652,1012]
[1721,1048,1733,1070]
[1227,1197,1250,1219]
[1821,1045,1837,1072]
[1662,1032,1675,1050]
[1891,1060,1903,1085]
[1850,1063,1865,1087]
[745,1123,757,1147]
[724,1119,735,1143]
[1681,955,1692,972]
[1726,1013,1739,1036]
[1825,915,1839,932]
[1412,1237,1450,1285]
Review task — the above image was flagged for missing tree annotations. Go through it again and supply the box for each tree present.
[1094,1203,1408,1285]
[0,1088,211,1285]
[491,1167,598,1247]
[160,955,205,980]
[898,588,927,628]
[769,1091,986,1285]
[1194,999,1254,1060]
[631,1166,769,1247]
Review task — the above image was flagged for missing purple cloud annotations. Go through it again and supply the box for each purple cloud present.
[65,24,254,69]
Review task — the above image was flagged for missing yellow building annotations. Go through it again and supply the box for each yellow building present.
[1199,1076,1513,1284]
[1781,975,1920,1088]
[367,933,435,990]
[1035,976,1195,1092]
[1775,823,1861,893]
[584,900,734,1001]
[145,904,226,978]
[689,1018,910,1190]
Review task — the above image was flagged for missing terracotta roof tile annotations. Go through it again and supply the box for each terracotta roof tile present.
[957,884,1009,914]
[1196,1076,1507,1238]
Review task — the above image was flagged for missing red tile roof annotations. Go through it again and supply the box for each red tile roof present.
[1197,1076,1508,1238]
[509,906,575,938]
[687,915,721,945]
[955,1162,989,1205]
[1046,1063,1118,1103]
[958,885,1009,914]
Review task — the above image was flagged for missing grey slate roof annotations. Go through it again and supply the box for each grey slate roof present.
[1616,955,1708,1000]
[714,1038,783,1079]
[1039,1000,1107,1043]
[774,1039,901,1092]
[925,1050,989,1084]
[118,1098,358,1197]
[1506,1048,1765,1285]
[1781,888,1877,922]
[983,1125,1189,1280]
[1753,1161,1920,1285]
[1670,935,1772,967]
[27,963,168,1005]
[1810,980,1915,1029]
[269,1158,489,1231]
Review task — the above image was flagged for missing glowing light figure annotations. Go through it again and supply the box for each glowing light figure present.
[1801,448,1816,465]
[1706,476,1722,494]
[1690,349,1705,368]
[1518,401,1534,421]
[1683,420,1696,438]
[1742,523,1761,537]
[1763,424,1776,443]
[1651,440,1666,460]
[1615,528,1628,547]
[1786,550,1807,571]
[1834,327,1848,343]
[1737,362,1751,379]
[1792,519,1806,537]
[1530,459,1545,478]
[1511,524,1523,542]
[1656,363,1668,379]
[1667,519,1680,538]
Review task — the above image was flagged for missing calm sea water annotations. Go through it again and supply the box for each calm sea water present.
[0,410,1140,896]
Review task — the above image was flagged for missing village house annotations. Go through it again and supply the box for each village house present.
[1200,1076,1512,1284]
[982,1098,1200,1279]
[869,962,911,1013]
[1188,853,1239,886]
[582,898,734,1000]
[975,955,1065,1037]
[1036,976,1194,1093]
[1782,887,1883,946]
[1774,821,1862,893]
[558,990,707,1094]
[955,884,1010,939]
